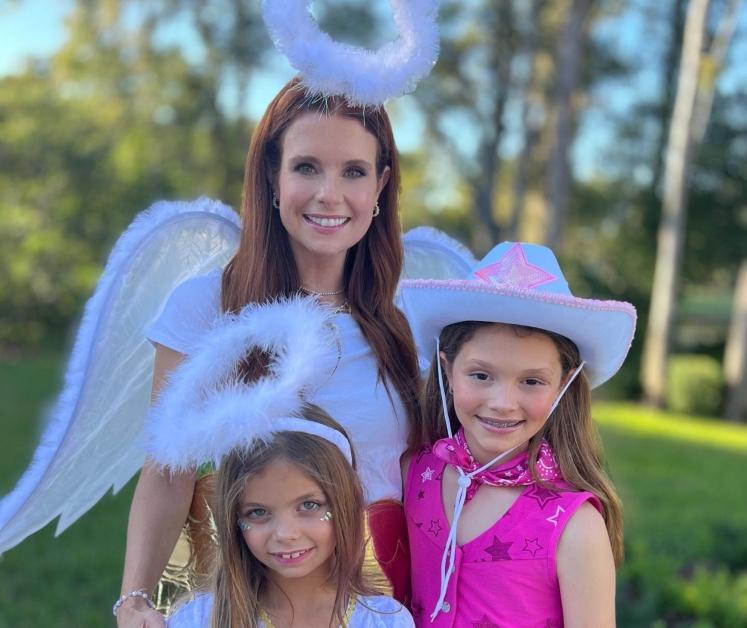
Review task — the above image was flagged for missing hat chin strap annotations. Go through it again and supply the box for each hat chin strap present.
[431,339,585,621]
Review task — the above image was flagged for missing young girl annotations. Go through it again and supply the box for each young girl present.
[398,241,637,627]
[138,297,414,628]
[166,406,413,628]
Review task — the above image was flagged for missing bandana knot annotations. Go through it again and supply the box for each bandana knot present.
[432,428,562,501]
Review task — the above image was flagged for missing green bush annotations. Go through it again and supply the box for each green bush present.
[667,354,724,416]
[618,542,747,627]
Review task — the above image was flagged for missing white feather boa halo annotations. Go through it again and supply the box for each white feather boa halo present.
[262,0,440,106]
[145,296,342,471]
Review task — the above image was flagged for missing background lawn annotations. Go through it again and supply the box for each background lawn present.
[1,354,746,626]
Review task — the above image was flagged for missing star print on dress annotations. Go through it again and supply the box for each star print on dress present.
[522,537,543,557]
[546,505,565,527]
[428,519,443,537]
[483,535,513,560]
[474,242,556,289]
[472,614,500,628]
[421,466,435,482]
[417,490,425,499]
[525,484,562,509]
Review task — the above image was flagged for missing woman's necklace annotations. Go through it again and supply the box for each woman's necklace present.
[299,285,344,297]
[258,594,357,628]
[298,286,350,315]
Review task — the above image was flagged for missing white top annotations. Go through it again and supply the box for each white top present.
[167,593,414,628]
[146,271,409,503]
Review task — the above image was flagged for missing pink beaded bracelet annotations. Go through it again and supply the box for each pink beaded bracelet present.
[112,589,155,616]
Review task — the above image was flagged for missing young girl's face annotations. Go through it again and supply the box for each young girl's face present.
[443,324,564,465]
[237,457,336,585]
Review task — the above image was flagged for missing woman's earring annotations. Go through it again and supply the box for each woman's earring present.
[238,519,252,531]
[372,202,380,217]
[272,193,280,209]
[320,511,334,522]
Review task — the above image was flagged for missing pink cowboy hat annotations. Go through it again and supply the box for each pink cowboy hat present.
[399,241,637,388]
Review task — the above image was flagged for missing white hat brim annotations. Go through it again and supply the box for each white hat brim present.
[399,279,637,388]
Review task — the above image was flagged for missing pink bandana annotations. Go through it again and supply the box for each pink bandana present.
[432,427,562,501]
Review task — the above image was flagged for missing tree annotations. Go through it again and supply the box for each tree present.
[508,0,545,241]
[413,0,519,253]
[724,261,747,421]
[641,0,742,406]
[0,1,250,346]
[543,0,591,249]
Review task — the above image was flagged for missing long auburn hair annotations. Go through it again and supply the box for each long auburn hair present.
[221,77,420,430]
[416,321,624,565]
[210,405,378,628]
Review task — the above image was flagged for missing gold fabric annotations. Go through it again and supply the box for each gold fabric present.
[154,475,217,612]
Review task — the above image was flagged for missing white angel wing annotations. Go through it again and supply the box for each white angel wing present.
[399,226,476,372]
[401,225,476,280]
[0,197,240,555]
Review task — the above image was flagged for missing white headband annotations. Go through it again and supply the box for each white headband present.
[265,417,353,465]
[145,297,349,471]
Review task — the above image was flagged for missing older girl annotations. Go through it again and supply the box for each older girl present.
[399,241,636,627]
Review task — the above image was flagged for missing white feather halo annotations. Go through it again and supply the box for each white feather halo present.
[145,296,343,471]
[262,0,440,106]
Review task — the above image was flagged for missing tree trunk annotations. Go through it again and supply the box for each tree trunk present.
[650,0,687,196]
[690,0,743,144]
[544,0,589,250]
[508,0,543,240]
[641,0,710,406]
[469,1,516,254]
[724,261,747,422]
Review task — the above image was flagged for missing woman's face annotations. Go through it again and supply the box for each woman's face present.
[275,113,390,271]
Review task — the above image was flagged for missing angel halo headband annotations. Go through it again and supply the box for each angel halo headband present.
[145,296,352,470]
[261,0,440,106]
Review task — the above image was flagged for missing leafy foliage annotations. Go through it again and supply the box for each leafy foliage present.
[667,353,724,416]
[0,5,247,345]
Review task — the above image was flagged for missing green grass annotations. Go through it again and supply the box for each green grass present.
[1,358,746,626]
[598,402,747,558]
[596,402,747,627]
[0,352,136,627]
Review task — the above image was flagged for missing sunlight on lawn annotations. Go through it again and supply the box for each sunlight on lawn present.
[595,401,747,452]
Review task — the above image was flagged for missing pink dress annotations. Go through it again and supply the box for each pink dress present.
[404,447,601,628]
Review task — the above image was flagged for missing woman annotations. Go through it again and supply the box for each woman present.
[116,77,421,627]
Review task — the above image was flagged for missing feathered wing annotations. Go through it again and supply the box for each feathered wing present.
[400,226,476,372]
[0,218,470,555]
[401,226,476,281]
[0,197,240,555]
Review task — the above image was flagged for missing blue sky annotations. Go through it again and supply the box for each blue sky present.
[0,1,71,75]
[1,0,744,182]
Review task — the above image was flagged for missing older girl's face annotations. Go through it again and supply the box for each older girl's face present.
[443,324,564,465]
[275,113,389,270]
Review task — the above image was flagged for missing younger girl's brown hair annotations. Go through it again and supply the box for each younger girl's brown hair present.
[416,321,624,565]
[210,404,379,628]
